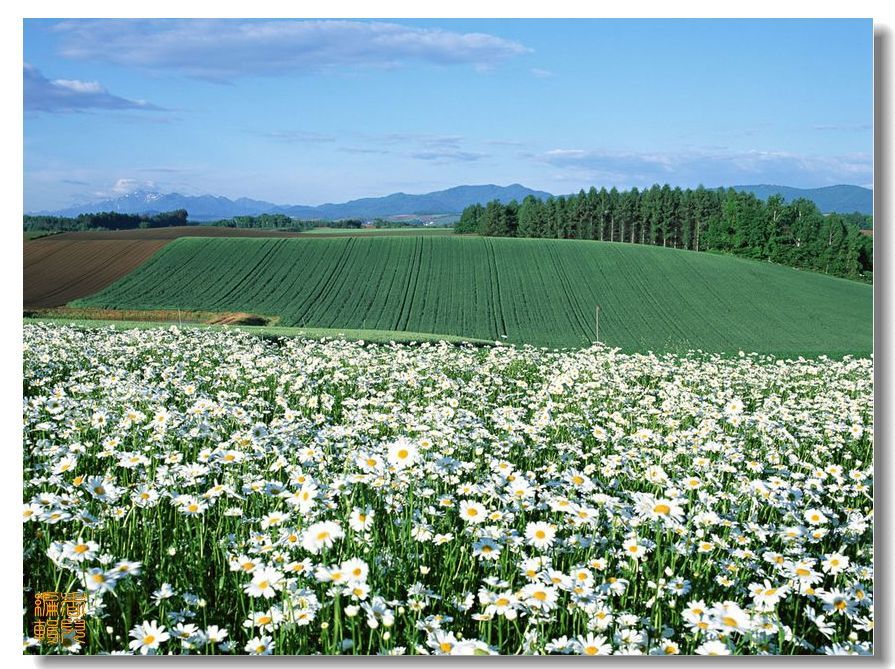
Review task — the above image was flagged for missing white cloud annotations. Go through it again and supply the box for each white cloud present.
[52,19,531,80]
[52,79,104,94]
[111,178,155,195]
[537,147,872,188]
[24,64,161,113]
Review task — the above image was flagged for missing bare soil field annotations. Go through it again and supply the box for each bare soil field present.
[24,239,168,308]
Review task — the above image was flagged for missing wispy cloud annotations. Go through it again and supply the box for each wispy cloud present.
[135,167,186,174]
[259,130,336,144]
[367,132,465,148]
[410,150,486,162]
[24,64,162,113]
[339,147,391,155]
[537,147,872,188]
[52,19,531,81]
[530,68,554,78]
[486,138,526,147]
[812,122,872,132]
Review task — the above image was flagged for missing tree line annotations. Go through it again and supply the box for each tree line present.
[206,214,365,231]
[455,186,872,281]
[207,214,440,230]
[24,210,188,233]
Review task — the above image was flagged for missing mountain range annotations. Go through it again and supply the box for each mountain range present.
[33,184,552,221]
[729,184,872,215]
[30,183,872,220]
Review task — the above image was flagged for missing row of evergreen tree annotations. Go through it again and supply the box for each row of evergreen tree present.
[24,209,189,232]
[207,214,365,231]
[455,186,872,281]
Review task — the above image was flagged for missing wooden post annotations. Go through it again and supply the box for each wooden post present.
[595,304,600,343]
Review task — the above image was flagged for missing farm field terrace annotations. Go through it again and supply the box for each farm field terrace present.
[23,227,454,308]
[75,235,873,356]
[23,323,873,655]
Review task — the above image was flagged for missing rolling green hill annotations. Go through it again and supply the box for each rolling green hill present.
[74,236,872,356]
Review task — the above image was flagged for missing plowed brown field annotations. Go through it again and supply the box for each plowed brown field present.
[24,239,168,308]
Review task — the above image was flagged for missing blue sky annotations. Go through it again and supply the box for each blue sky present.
[24,18,873,211]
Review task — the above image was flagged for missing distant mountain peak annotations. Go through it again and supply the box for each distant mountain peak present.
[32,183,554,221]
[30,182,873,220]
[730,184,872,214]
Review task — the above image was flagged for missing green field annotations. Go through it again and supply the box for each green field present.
[22,317,492,345]
[23,230,62,240]
[74,236,873,355]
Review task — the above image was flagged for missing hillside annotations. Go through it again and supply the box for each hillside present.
[731,184,872,214]
[24,226,453,308]
[23,227,313,308]
[74,236,872,356]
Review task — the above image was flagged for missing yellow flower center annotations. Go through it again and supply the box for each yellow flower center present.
[654,504,671,515]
